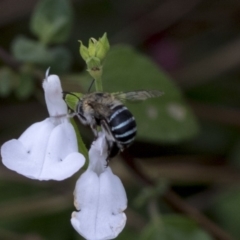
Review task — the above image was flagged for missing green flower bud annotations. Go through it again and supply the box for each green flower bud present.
[79,41,89,61]
[88,38,97,57]
[95,33,110,61]
[86,57,101,70]
[79,33,110,64]
[86,57,102,81]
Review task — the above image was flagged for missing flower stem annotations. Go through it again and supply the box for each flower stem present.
[70,118,89,161]
[94,74,103,92]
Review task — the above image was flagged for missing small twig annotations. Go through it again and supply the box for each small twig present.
[136,158,240,184]
[163,190,235,240]
[121,151,235,240]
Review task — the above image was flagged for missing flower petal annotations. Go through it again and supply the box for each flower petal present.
[88,132,108,175]
[1,139,40,179]
[1,119,54,179]
[42,74,68,117]
[1,119,85,181]
[39,120,85,180]
[71,167,127,240]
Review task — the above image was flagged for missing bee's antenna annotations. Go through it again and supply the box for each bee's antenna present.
[88,79,95,93]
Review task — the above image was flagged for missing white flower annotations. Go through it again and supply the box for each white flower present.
[71,132,127,240]
[1,72,85,181]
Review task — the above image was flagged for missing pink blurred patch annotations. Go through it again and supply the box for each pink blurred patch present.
[147,37,180,71]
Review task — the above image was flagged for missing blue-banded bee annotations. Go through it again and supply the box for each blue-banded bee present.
[64,90,163,162]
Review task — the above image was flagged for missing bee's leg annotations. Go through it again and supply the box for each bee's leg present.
[104,140,111,167]
[90,122,98,139]
[100,119,116,166]
[108,142,120,161]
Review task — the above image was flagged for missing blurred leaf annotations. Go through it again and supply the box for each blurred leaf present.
[116,227,139,240]
[3,209,75,240]
[12,36,51,64]
[49,46,72,73]
[0,67,16,97]
[209,188,240,239]
[30,0,73,44]
[0,181,48,203]
[140,215,212,240]
[134,181,169,208]
[102,45,199,142]
[229,139,240,167]
[12,37,71,73]
[15,73,35,100]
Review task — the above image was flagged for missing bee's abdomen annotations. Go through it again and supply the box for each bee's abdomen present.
[108,105,137,146]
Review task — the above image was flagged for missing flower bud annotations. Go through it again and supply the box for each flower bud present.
[78,33,110,64]
[88,38,97,57]
[79,41,89,61]
[96,33,110,61]
[86,57,101,70]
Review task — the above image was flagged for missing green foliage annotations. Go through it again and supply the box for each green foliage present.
[12,36,50,64]
[12,36,71,73]
[30,0,73,45]
[229,139,240,167]
[0,67,16,97]
[15,73,35,100]
[134,181,169,208]
[140,215,212,240]
[209,188,240,239]
[0,67,34,99]
[101,45,199,142]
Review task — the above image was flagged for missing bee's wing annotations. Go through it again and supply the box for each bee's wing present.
[112,90,163,102]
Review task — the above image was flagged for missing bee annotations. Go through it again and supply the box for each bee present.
[64,90,163,163]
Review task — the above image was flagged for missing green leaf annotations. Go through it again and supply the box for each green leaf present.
[0,67,16,97]
[15,73,35,100]
[30,0,73,44]
[102,45,199,143]
[209,188,240,239]
[140,215,212,240]
[12,36,52,64]
[12,37,71,73]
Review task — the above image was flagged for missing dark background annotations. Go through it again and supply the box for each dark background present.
[1,0,240,239]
